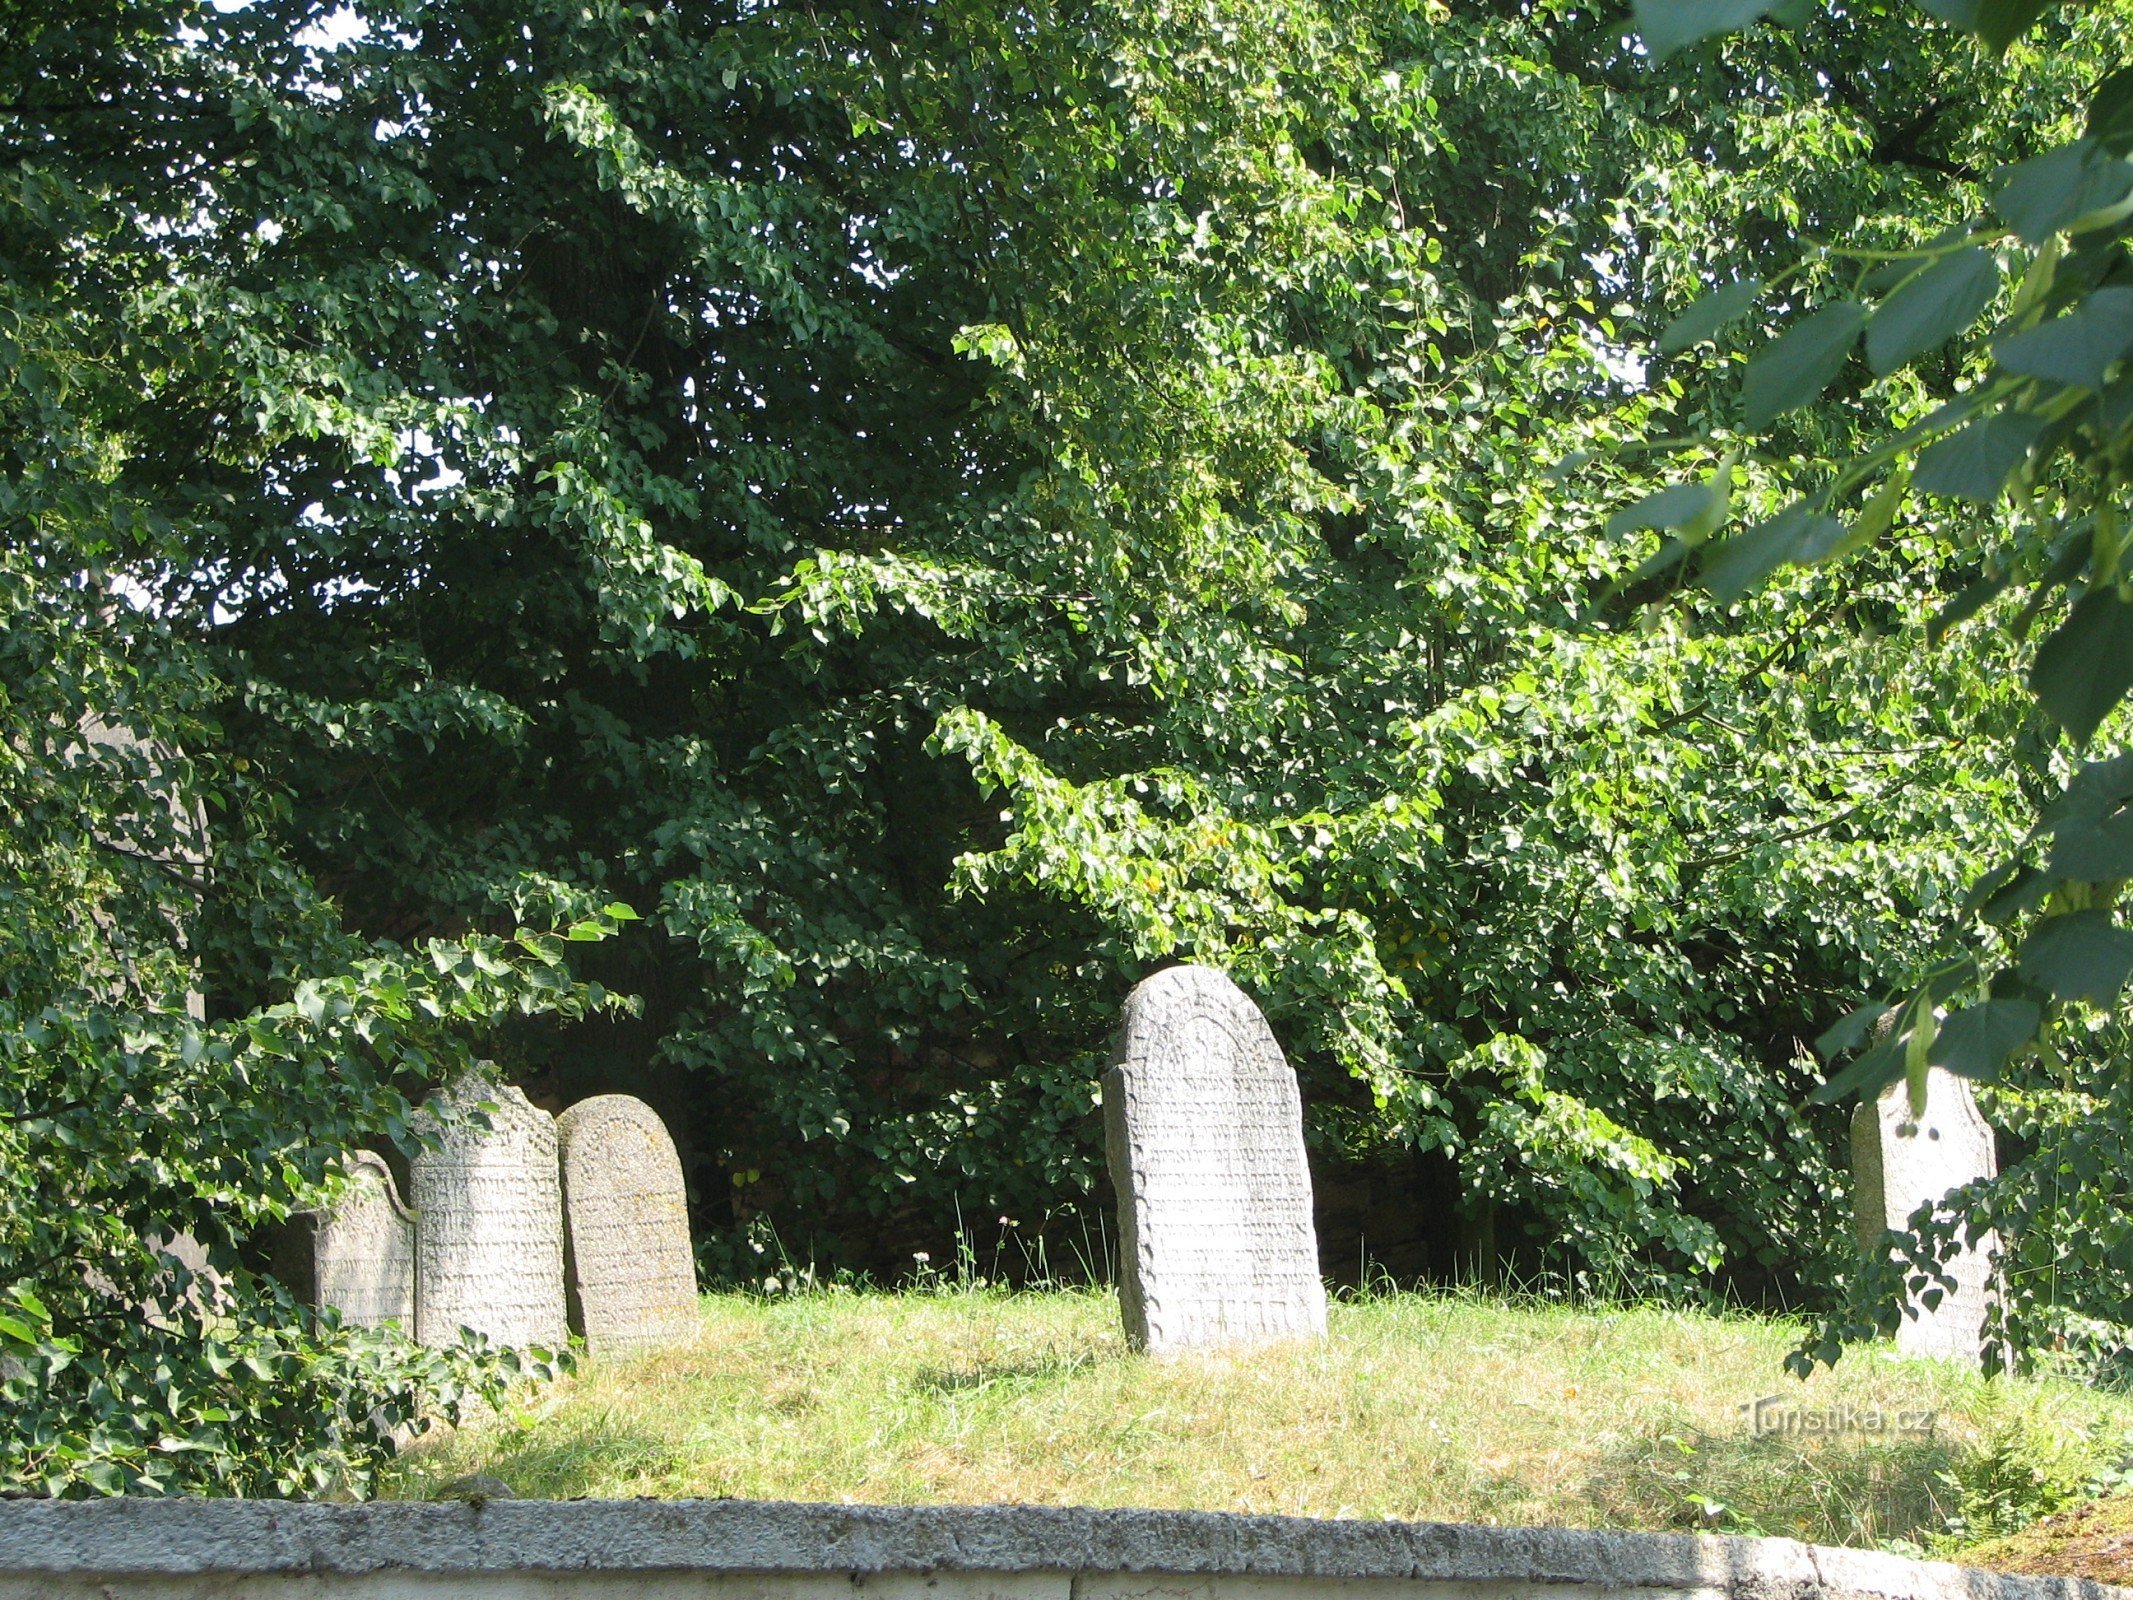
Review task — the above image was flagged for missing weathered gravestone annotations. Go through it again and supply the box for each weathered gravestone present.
[1103,964,1327,1353]
[411,1072,568,1350]
[273,1152,416,1330]
[557,1095,699,1356]
[1851,1066,1999,1365]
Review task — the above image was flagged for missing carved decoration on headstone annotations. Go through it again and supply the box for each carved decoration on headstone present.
[1103,964,1328,1352]
[411,1072,568,1350]
[557,1095,699,1356]
[1851,1066,1999,1365]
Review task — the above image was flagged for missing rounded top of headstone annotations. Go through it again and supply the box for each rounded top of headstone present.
[1114,965,1277,1056]
[557,1094,674,1144]
[1121,963,1254,1015]
[336,1150,414,1224]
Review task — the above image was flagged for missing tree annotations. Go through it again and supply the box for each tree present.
[1618,0,2133,1366]
[0,2,616,1495]
[7,1,2114,1488]
[11,0,2070,1296]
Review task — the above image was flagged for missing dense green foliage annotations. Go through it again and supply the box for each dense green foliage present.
[0,1,604,1493]
[1618,0,2133,1367]
[173,0,2063,1297]
[5,0,2130,1497]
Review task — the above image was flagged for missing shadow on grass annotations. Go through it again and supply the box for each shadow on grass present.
[910,1347,1111,1398]
[418,1407,695,1500]
[1587,1418,1959,1545]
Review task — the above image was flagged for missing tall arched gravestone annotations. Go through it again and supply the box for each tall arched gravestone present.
[557,1095,699,1356]
[1103,964,1327,1352]
[411,1073,568,1350]
[298,1152,416,1329]
[1851,1066,1999,1365]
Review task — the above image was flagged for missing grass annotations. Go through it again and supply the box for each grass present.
[386,1287,2133,1560]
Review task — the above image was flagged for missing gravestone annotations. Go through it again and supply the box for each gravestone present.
[1851,1066,1999,1365]
[1103,964,1327,1353]
[299,1152,416,1329]
[557,1095,699,1356]
[411,1072,568,1350]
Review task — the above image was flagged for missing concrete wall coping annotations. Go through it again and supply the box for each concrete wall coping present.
[0,1499,2124,1600]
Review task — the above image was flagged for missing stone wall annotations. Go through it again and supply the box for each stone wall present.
[2,1499,2125,1600]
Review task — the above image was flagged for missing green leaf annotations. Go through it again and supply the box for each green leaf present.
[1844,466,1909,554]
[1606,479,1723,538]
[2042,751,2133,826]
[1929,568,2012,643]
[1973,0,2052,54]
[2013,526,2099,640]
[1700,501,1847,601]
[1912,410,2044,502]
[1634,0,1776,56]
[1808,1028,1905,1103]
[1994,142,2133,245]
[1909,0,1980,24]
[1815,999,1892,1060]
[1742,302,1866,429]
[1928,998,2039,1077]
[2032,587,2133,743]
[0,1314,35,1344]
[1982,862,2052,925]
[1658,278,1764,354]
[1994,287,2133,392]
[2087,66,2133,152]
[2018,909,2133,1003]
[2049,809,2133,879]
[1867,248,1999,375]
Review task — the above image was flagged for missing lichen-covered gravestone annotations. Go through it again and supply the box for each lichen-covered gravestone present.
[411,1073,568,1350]
[281,1152,416,1329]
[1851,1066,1999,1365]
[557,1095,699,1355]
[1103,964,1327,1352]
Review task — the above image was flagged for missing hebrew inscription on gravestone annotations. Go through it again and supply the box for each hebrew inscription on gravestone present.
[557,1095,699,1356]
[1851,1065,1999,1365]
[306,1151,416,1329]
[411,1072,568,1350]
[1103,964,1327,1352]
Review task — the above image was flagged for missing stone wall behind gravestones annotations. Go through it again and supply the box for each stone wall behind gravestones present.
[1851,1065,1999,1365]
[1103,964,1327,1353]
[558,1095,699,1356]
[312,1152,415,1329]
[411,1073,568,1350]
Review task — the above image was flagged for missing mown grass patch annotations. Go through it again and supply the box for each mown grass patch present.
[387,1288,2133,1558]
